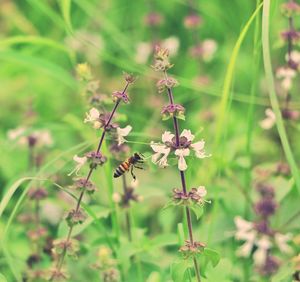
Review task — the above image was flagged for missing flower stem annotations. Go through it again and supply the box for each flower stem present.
[165,80,201,281]
[122,174,132,241]
[51,82,129,279]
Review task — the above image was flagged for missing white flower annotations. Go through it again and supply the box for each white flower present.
[276,66,296,91]
[196,186,207,197]
[175,148,190,171]
[260,108,276,130]
[161,36,180,57]
[253,236,272,266]
[151,143,171,167]
[201,39,217,62]
[234,216,257,258]
[116,125,132,146]
[84,108,101,129]
[68,155,87,176]
[7,126,27,140]
[274,233,292,254]
[285,50,300,65]
[135,41,153,64]
[234,216,255,241]
[112,192,121,203]
[33,130,53,147]
[150,129,210,171]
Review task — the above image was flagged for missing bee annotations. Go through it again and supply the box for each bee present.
[113,153,144,180]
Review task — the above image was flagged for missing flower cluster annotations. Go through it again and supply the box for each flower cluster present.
[172,186,208,206]
[179,240,206,259]
[50,69,135,279]
[151,129,210,171]
[234,182,292,277]
[113,180,142,208]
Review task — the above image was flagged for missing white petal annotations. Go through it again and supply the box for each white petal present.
[274,233,292,254]
[68,155,87,176]
[180,129,195,142]
[253,248,267,266]
[7,127,26,140]
[151,144,171,168]
[191,140,210,159]
[162,131,175,143]
[259,108,276,130]
[150,143,168,153]
[84,108,100,123]
[197,186,207,197]
[117,125,132,145]
[175,148,190,171]
[234,216,254,231]
[236,241,253,258]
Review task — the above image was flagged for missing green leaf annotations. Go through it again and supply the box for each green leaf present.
[162,200,175,211]
[190,205,204,220]
[171,260,193,282]
[203,248,220,267]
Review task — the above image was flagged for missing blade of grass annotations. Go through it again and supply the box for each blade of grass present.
[214,1,263,148]
[58,0,74,35]
[262,0,300,192]
[0,36,76,65]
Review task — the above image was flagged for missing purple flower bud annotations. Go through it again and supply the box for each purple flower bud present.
[156,77,179,93]
[179,240,205,259]
[281,1,300,17]
[28,187,48,200]
[254,220,274,235]
[143,12,164,27]
[27,227,47,241]
[256,183,275,198]
[254,198,278,218]
[281,108,300,121]
[257,255,280,276]
[281,29,300,43]
[73,178,97,194]
[112,91,130,103]
[184,14,202,29]
[123,72,136,84]
[161,104,185,120]
[66,208,87,227]
[85,151,107,168]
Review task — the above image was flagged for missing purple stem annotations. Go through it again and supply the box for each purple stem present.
[164,72,201,281]
[52,82,129,278]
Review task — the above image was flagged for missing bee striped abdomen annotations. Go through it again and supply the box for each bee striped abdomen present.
[113,160,131,178]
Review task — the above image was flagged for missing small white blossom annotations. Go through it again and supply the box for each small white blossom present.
[260,108,276,130]
[276,66,296,91]
[112,192,121,203]
[7,126,27,140]
[234,217,273,266]
[68,155,87,176]
[201,39,218,62]
[135,42,153,64]
[196,186,207,198]
[151,143,171,167]
[84,108,101,129]
[274,233,292,254]
[33,130,53,147]
[161,36,180,57]
[116,125,132,146]
[253,236,272,266]
[175,148,190,171]
[285,50,300,65]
